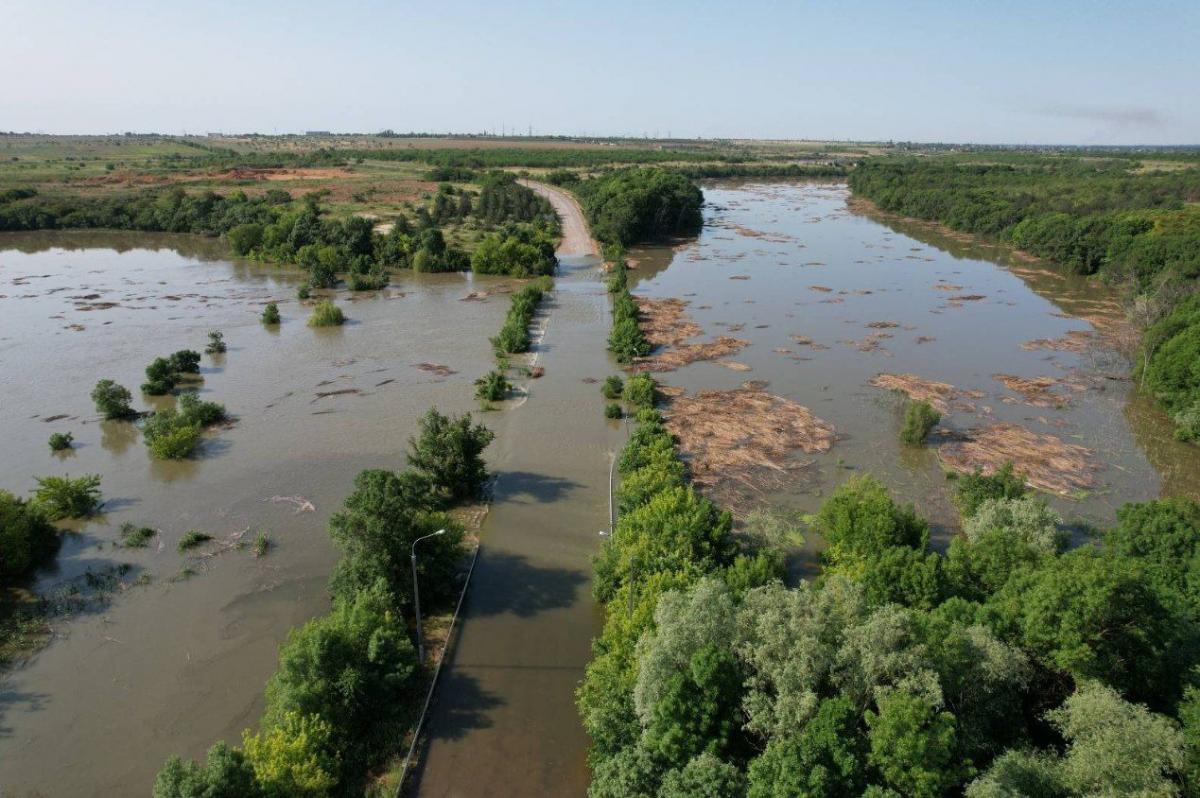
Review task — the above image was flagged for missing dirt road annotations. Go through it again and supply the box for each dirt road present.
[521,180,600,258]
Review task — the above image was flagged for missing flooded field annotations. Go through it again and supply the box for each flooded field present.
[0,232,515,795]
[628,182,1200,541]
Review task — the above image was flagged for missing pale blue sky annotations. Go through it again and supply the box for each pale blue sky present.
[2,0,1196,144]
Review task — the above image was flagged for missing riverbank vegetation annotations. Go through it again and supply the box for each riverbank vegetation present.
[154,408,493,797]
[575,167,704,246]
[850,156,1200,440]
[606,254,651,364]
[582,380,1200,795]
[490,279,552,357]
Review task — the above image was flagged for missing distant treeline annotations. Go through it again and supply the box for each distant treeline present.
[849,158,1200,441]
[0,172,560,281]
[668,162,850,180]
[158,145,749,171]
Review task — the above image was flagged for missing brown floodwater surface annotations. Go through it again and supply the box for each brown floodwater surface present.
[629,182,1200,547]
[0,232,515,795]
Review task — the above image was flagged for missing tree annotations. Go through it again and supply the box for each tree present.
[263,581,418,783]
[91,379,135,419]
[747,696,867,798]
[865,690,965,798]
[1104,497,1200,600]
[153,742,262,798]
[1046,681,1187,796]
[32,474,102,520]
[989,548,1191,707]
[0,490,58,583]
[227,223,264,256]
[964,749,1065,798]
[142,356,178,395]
[261,302,281,325]
[660,753,747,798]
[634,580,744,767]
[243,712,337,798]
[326,469,460,609]
[948,497,1064,598]
[816,475,928,575]
[405,408,494,503]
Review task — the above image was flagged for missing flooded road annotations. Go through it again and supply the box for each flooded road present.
[0,232,515,795]
[628,182,1200,541]
[411,184,617,797]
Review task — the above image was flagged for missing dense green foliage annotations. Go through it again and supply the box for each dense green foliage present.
[899,400,940,445]
[261,302,280,325]
[607,258,651,364]
[306,300,344,327]
[156,406,492,794]
[581,387,1200,795]
[1141,293,1200,439]
[142,394,227,459]
[601,376,625,400]
[91,379,135,419]
[473,170,556,225]
[47,431,73,452]
[31,474,102,520]
[470,224,557,277]
[0,490,58,584]
[474,370,511,402]
[576,167,704,246]
[405,408,495,505]
[850,157,1200,439]
[490,280,551,356]
[141,350,201,395]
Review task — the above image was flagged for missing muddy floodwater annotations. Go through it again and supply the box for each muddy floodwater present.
[629,182,1200,543]
[0,232,518,795]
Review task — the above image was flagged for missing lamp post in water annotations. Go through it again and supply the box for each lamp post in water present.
[411,528,445,663]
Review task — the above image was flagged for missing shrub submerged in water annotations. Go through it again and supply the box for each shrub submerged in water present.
[307,300,345,327]
[48,431,73,452]
[91,379,136,419]
[900,399,940,445]
[261,302,280,325]
[142,394,227,460]
[32,474,102,520]
[474,370,511,402]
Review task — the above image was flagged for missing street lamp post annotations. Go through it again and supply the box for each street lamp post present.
[411,528,445,664]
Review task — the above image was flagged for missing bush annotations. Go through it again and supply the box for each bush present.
[900,400,940,445]
[260,302,281,325]
[953,463,1027,518]
[623,374,656,408]
[306,300,344,327]
[0,490,58,583]
[32,474,102,520]
[48,431,73,451]
[471,225,558,277]
[178,530,212,551]
[153,742,261,798]
[142,357,178,395]
[406,408,495,504]
[474,370,511,402]
[143,409,203,459]
[242,711,336,797]
[178,393,227,426]
[601,375,625,400]
[490,284,547,356]
[205,331,227,354]
[227,222,265,256]
[91,379,135,419]
[296,283,311,300]
[119,522,156,548]
[348,270,389,290]
[605,402,624,419]
[169,350,202,374]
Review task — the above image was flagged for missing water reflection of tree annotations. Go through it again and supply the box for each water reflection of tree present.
[99,419,138,455]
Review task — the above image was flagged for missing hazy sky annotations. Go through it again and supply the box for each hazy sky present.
[3,0,1197,144]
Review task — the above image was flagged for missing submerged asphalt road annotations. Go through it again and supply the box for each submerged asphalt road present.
[411,184,615,796]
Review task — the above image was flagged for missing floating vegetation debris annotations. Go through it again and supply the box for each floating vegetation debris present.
[938,422,1097,496]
